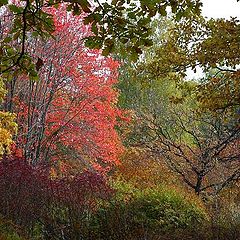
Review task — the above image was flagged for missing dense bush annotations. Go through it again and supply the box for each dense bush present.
[90,181,209,240]
[206,191,240,240]
[1,156,239,240]
[0,156,113,239]
[0,217,26,240]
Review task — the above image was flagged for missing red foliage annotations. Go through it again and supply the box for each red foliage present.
[6,5,125,169]
[0,155,113,228]
[0,156,50,226]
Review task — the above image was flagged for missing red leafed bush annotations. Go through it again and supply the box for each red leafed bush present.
[0,155,113,236]
[0,156,50,227]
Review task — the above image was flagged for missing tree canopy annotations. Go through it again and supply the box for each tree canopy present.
[0,0,202,75]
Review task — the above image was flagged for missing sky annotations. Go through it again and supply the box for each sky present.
[186,0,240,79]
[201,0,240,19]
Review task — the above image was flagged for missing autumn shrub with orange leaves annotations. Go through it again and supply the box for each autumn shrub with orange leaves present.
[110,148,219,239]
[116,147,178,188]
[113,147,240,240]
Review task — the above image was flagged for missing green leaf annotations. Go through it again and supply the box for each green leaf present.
[120,38,128,44]
[3,37,12,43]
[29,69,38,77]
[13,32,21,40]
[128,11,137,19]
[102,40,114,56]
[175,11,183,21]
[102,46,111,56]
[6,47,15,55]
[84,14,95,24]
[91,24,98,35]
[130,50,139,62]
[73,4,81,15]
[79,0,92,13]
[0,0,7,6]
[66,4,73,11]
[84,36,103,49]
[31,31,39,37]
[9,4,23,14]
[143,39,153,47]
[159,6,167,16]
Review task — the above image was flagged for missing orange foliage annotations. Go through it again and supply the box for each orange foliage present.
[115,147,178,188]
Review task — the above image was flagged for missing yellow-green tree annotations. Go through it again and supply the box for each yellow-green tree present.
[0,78,17,156]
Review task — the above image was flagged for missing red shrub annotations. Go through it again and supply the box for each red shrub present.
[0,155,113,235]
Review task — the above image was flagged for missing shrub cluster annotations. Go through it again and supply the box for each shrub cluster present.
[0,157,239,240]
[0,156,112,239]
[90,181,208,240]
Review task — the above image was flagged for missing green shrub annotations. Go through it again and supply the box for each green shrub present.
[90,181,209,240]
[0,217,26,240]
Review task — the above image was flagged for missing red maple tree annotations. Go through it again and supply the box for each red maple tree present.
[6,5,126,171]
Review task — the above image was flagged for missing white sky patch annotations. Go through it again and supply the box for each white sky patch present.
[185,67,204,81]
[201,0,240,19]
[186,0,240,80]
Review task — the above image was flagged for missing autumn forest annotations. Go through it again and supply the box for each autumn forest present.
[0,0,239,239]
